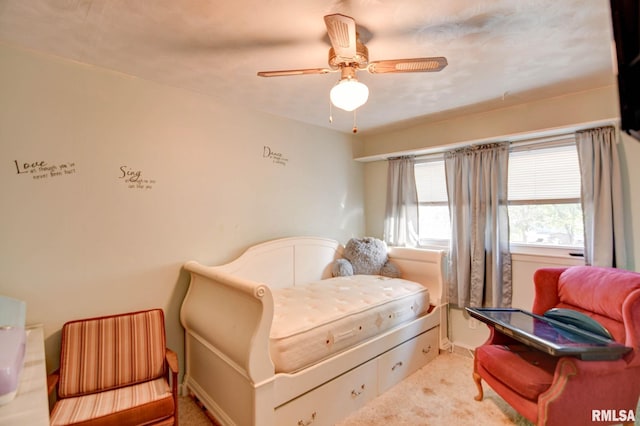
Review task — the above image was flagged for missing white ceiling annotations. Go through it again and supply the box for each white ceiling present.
[0,0,616,135]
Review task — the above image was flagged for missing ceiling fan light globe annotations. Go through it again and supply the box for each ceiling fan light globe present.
[330,79,369,111]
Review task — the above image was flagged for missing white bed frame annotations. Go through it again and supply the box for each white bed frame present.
[180,237,447,426]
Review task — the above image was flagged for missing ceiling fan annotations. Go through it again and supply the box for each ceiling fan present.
[257,13,448,117]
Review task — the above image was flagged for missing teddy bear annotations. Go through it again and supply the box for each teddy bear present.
[331,237,401,278]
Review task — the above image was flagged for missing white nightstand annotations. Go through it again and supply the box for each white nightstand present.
[0,324,49,425]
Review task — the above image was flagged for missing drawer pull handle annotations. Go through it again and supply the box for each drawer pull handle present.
[351,384,365,397]
[298,412,316,426]
[392,361,403,371]
[422,345,432,354]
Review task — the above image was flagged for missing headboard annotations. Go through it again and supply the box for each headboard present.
[388,246,446,305]
[216,237,343,289]
[211,236,446,303]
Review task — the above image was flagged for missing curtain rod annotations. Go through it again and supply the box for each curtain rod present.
[408,122,618,161]
[412,134,574,161]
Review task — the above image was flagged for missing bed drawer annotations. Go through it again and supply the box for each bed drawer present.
[274,359,377,426]
[377,326,439,394]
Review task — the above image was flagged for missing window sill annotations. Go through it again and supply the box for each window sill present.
[417,240,449,250]
[510,244,585,266]
[509,243,583,259]
[418,242,585,263]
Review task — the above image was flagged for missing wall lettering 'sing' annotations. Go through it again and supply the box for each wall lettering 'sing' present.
[119,165,156,190]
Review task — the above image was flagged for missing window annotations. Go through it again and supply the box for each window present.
[415,158,450,246]
[508,142,583,248]
[414,138,584,249]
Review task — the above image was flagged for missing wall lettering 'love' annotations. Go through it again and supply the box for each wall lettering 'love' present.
[14,159,76,180]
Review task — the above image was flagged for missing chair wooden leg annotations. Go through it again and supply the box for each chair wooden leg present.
[473,372,484,401]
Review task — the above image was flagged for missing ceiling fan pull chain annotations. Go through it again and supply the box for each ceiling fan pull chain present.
[329,100,333,124]
[352,109,358,134]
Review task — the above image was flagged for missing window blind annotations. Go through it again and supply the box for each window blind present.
[508,143,581,202]
[415,159,448,203]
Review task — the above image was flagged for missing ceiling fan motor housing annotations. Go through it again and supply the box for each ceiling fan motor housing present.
[328,36,368,69]
[338,65,358,80]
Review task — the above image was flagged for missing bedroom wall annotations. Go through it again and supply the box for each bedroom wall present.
[359,85,640,349]
[0,43,364,377]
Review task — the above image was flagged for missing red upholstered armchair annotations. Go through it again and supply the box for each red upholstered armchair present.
[473,266,640,426]
[48,309,179,426]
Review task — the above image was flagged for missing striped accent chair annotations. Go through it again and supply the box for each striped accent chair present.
[48,309,179,426]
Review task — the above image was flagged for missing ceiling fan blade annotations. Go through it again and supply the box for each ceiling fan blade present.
[367,57,448,74]
[257,68,333,77]
[324,13,356,60]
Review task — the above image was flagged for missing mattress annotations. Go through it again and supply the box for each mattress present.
[270,275,430,373]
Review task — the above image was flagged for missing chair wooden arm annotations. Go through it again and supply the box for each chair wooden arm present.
[165,348,179,375]
[47,369,60,396]
[165,347,179,426]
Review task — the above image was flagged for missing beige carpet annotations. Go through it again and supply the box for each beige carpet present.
[179,395,216,426]
[336,351,531,426]
[179,351,535,425]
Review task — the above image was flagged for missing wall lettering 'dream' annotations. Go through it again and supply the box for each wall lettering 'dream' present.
[119,165,156,190]
[14,159,76,180]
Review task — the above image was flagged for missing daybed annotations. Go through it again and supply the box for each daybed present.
[180,236,447,426]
